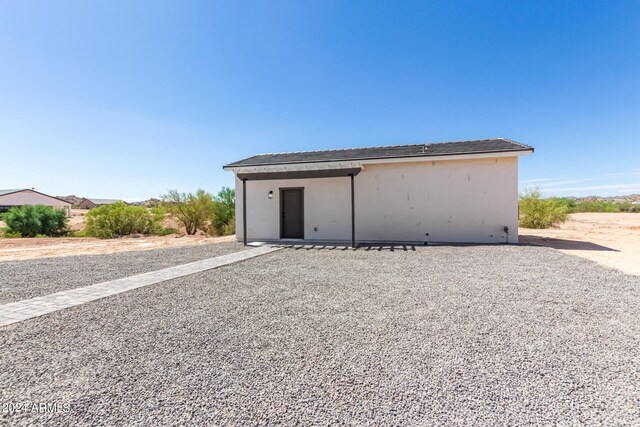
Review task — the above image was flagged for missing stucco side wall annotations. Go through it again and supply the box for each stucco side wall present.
[354,157,518,243]
[235,156,519,244]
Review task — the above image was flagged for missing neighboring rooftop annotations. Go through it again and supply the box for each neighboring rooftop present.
[80,198,122,205]
[0,189,25,196]
[0,189,72,204]
[224,138,533,168]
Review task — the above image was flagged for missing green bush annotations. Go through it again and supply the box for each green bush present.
[3,205,69,237]
[222,214,236,236]
[83,202,162,238]
[1,230,22,238]
[65,229,81,238]
[210,187,236,235]
[574,200,620,213]
[161,189,214,235]
[519,189,569,229]
[542,198,639,214]
[156,227,178,236]
[618,202,640,213]
[548,197,577,213]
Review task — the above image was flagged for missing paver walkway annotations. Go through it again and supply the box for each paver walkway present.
[0,245,280,327]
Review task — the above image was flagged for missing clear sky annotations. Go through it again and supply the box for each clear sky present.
[1,1,638,201]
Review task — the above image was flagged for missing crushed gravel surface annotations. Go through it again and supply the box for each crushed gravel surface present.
[1,245,639,425]
[0,242,244,304]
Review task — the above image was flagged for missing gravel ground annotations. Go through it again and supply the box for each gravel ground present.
[1,245,639,425]
[0,241,244,304]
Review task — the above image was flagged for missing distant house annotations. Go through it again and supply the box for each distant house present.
[0,189,72,217]
[77,198,123,209]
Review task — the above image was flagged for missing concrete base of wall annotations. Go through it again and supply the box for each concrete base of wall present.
[237,238,519,247]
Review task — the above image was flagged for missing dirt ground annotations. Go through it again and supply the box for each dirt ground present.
[0,209,239,261]
[0,234,237,261]
[68,208,88,230]
[520,213,640,276]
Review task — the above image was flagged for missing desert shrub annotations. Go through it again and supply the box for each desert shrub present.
[519,189,569,229]
[156,227,178,236]
[3,205,68,237]
[1,230,22,238]
[548,197,577,213]
[618,202,640,213]
[210,187,236,235]
[222,214,236,236]
[573,200,620,213]
[83,202,162,238]
[162,189,214,235]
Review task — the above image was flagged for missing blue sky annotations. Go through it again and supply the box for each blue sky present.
[0,1,638,201]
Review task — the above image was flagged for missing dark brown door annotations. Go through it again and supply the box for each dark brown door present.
[280,188,304,239]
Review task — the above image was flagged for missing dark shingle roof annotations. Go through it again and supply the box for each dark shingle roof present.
[224,138,533,168]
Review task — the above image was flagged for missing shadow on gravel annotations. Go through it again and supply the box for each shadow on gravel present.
[276,244,350,251]
[274,244,417,251]
[519,235,619,251]
[274,238,618,253]
[358,244,416,252]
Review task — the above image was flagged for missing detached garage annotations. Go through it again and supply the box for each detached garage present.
[223,138,533,246]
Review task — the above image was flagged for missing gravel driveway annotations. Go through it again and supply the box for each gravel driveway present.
[0,242,243,304]
[1,245,639,425]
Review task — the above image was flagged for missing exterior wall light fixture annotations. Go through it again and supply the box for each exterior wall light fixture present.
[268,191,273,199]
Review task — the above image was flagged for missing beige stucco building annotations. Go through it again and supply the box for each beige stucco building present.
[0,189,72,217]
[224,138,533,246]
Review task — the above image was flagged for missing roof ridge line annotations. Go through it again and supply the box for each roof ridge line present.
[224,138,533,168]
[255,138,505,157]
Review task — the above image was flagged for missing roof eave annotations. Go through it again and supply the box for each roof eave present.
[223,148,533,170]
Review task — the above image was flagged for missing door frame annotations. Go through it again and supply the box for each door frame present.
[279,187,304,239]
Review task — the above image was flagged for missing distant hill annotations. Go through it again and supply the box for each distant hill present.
[129,198,161,207]
[57,195,84,205]
[58,195,162,207]
[574,194,640,203]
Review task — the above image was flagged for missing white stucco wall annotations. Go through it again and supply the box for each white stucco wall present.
[235,156,519,244]
[236,176,352,241]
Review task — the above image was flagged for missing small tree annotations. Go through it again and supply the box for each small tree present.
[519,188,569,229]
[210,187,236,235]
[3,205,68,237]
[83,202,162,238]
[162,189,214,235]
